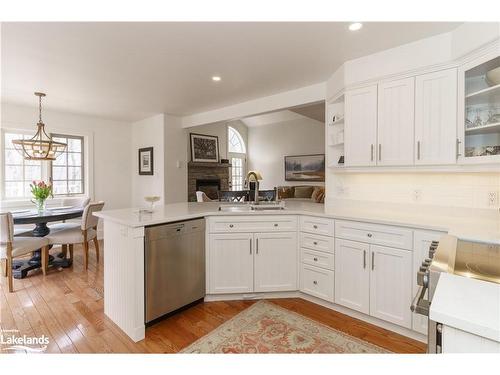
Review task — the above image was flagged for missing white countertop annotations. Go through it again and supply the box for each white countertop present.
[430,273,500,342]
[93,200,500,244]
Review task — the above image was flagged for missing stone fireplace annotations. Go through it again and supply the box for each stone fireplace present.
[187,162,231,202]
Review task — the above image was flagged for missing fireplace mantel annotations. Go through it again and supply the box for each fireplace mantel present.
[188,161,232,168]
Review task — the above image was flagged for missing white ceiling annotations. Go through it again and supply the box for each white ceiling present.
[1,22,462,122]
[242,102,325,127]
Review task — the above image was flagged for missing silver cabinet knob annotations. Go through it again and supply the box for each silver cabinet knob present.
[313,257,318,261]
[274,223,278,227]
[229,224,234,228]
[367,233,372,238]
[313,241,318,245]
[313,225,318,229]
[313,280,318,285]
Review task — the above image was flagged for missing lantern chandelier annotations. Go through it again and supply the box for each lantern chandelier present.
[12,92,67,161]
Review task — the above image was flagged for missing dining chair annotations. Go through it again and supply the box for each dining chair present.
[62,197,90,208]
[46,201,105,270]
[196,191,213,202]
[217,190,249,202]
[1,212,50,292]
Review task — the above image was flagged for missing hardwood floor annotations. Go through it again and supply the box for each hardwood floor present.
[0,242,426,354]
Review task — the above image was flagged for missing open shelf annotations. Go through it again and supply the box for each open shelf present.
[465,83,500,105]
[328,117,344,126]
[465,121,500,135]
[328,142,344,147]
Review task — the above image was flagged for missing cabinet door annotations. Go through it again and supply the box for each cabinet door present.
[369,245,413,329]
[377,77,415,166]
[254,232,297,292]
[412,230,445,334]
[334,239,370,314]
[209,233,254,294]
[415,68,457,165]
[344,85,378,167]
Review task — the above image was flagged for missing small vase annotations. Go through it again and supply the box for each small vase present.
[35,199,46,213]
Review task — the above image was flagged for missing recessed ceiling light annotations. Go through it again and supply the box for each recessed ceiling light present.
[349,22,363,31]
[212,76,221,82]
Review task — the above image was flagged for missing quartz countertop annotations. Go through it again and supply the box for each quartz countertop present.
[93,200,500,244]
[430,273,500,342]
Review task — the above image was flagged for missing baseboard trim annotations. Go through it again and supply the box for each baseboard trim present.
[204,291,427,343]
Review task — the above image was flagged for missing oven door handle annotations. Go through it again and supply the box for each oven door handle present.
[411,285,430,316]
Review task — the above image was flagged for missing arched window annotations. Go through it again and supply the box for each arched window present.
[228,126,246,153]
[227,126,246,191]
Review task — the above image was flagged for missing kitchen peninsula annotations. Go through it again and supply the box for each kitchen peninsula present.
[94,201,500,343]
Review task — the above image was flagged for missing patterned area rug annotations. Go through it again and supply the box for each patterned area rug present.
[181,300,389,353]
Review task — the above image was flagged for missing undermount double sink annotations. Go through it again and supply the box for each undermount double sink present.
[218,202,286,212]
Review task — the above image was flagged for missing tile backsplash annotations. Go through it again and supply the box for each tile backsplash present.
[330,173,500,210]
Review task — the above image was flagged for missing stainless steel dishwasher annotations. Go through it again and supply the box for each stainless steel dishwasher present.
[145,218,205,324]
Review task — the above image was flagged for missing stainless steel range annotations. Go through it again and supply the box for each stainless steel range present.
[411,235,500,353]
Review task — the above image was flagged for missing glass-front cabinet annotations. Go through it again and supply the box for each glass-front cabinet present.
[459,52,500,163]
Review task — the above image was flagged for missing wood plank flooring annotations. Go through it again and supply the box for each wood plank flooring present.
[0,242,426,354]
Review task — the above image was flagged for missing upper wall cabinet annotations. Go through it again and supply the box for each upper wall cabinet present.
[458,52,500,164]
[415,68,458,165]
[344,85,378,167]
[377,77,415,166]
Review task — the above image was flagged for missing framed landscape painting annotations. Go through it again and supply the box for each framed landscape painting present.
[284,154,325,182]
[190,133,220,163]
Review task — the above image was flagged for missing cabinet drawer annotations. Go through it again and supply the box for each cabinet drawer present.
[300,216,334,237]
[335,220,413,250]
[300,264,334,302]
[300,232,334,253]
[209,215,297,233]
[301,248,334,270]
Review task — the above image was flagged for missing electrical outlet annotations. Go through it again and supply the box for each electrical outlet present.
[488,191,498,207]
[413,189,422,202]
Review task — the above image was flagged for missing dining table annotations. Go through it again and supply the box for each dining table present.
[11,206,84,279]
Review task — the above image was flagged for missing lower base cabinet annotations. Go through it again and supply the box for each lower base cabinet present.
[209,233,254,294]
[334,239,413,329]
[369,245,412,329]
[208,232,297,294]
[300,264,334,302]
[334,239,370,314]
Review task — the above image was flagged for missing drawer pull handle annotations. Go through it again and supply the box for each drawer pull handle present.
[229,224,234,228]
[274,223,278,227]
[367,233,372,238]
[313,257,318,261]
[313,241,318,245]
[313,225,318,229]
[313,280,318,285]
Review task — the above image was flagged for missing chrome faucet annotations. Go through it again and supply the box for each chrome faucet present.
[246,171,260,205]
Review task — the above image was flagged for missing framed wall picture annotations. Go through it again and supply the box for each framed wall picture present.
[190,133,220,163]
[284,154,325,182]
[138,147,154,175]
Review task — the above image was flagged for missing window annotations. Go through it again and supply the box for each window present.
[227,126,246,191]
[3,132,42,198]
[228,126,246,153]
[1,130,85,199]
[51,134,84,195]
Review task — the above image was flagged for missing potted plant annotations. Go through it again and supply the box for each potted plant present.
[30,180,53,213]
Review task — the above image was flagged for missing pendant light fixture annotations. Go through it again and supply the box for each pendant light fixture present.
[12,92,67,160]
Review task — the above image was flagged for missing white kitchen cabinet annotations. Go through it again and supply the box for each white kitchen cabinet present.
[415,68,458,165]
[369,245,413,329]
[377,77,415,166]
[334,239,370,314]
[209,233,254,294]
[412,230,445,334]
[300,264,335,302]
[344,85,378,167]
[254,232,298,292]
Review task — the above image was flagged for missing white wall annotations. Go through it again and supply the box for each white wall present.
[131,114,165,207]
[330,173,500,210]
[1,102,132,210]
[164,114,188,204]
[247,117,325,190]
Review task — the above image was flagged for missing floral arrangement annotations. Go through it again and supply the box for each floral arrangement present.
[30,180,53,212]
